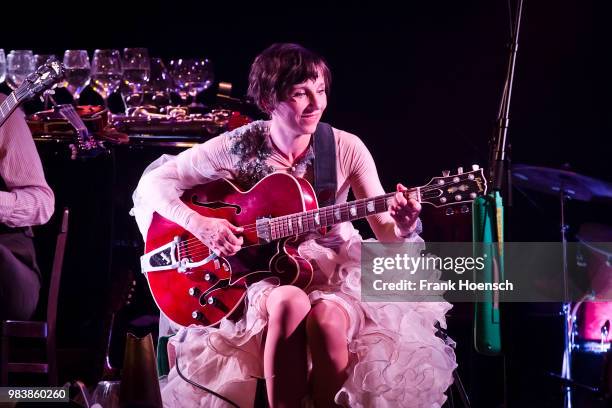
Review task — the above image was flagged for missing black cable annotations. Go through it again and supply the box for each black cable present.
[435,322,472,408]
[175,355,241,408]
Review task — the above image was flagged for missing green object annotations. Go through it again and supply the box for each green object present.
[472,192,504,355]
[156,335,174,377]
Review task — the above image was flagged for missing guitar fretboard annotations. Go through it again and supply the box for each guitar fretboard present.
[0,93,21,128]
[267,188,419,240]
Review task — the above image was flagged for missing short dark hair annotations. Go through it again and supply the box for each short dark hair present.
[248,43,331,114]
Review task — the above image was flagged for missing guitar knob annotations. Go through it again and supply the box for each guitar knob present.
[204,273,217,282]
[445,208,454,215]
[472,164,480,171]
[188,287,201,297]
[442,170,450,177]
[457,167,464,174]
[192,311,204,320]
[207,296,217,305]
[460,205,470,214]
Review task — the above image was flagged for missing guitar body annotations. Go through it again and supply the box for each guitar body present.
[145,173,319,327]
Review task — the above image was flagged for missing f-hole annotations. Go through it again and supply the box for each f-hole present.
[191,196,242,214]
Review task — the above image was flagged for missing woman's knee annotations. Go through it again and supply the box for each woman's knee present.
[307,301,349,336]
[307,301,350,372]
[266,285,311,329]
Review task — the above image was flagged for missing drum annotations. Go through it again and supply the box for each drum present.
[578,302,612,345]
[575,223,612,347]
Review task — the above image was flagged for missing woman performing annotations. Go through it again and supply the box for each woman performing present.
[132,43,456,407]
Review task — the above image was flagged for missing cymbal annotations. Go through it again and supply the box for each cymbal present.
[512,164,612,202]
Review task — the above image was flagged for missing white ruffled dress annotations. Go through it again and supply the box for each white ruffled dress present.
[132,121,457,407]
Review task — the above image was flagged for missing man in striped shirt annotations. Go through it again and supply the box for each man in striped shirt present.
[0,93,54,320]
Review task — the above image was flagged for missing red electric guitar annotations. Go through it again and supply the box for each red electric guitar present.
[142,167,487,327]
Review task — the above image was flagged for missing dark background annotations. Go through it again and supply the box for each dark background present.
[4,1,610,407]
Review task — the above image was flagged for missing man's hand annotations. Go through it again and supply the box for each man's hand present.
[186,214,244,256]
[389,183,421,237]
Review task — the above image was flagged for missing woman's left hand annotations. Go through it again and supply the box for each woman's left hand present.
[389,183,422,236]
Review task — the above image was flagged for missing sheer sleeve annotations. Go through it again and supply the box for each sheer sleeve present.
[338,130,422,243]
[134,133,235,234]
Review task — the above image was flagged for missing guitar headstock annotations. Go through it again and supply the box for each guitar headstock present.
[419,165,488,207]
[57,104,108,160]
[15,58,65,102]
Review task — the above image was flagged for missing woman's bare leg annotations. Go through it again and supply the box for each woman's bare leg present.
[264,285,311,407]
[306,300,350,407]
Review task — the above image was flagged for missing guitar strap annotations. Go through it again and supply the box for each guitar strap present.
[313,122,337,207]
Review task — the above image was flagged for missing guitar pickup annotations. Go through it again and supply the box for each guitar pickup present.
[256,216,272,243]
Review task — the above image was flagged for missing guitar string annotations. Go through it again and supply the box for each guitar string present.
[173,180,484,260]
[176,192,417,257]
[176,188,474,258]
[178,176,480,243]
[172,176,483,251]
[2,88,25,117]
[1,86,38,124]
[2,81,45,121]
[174,180,484,259]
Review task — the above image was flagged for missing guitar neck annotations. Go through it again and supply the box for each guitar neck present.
[267,187,420,240]
[59,105,89,139]
[0,93,22,128]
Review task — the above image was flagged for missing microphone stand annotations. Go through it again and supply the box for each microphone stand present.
[490,2,573,407]
[490,0,523,194]
[487,1,525,407]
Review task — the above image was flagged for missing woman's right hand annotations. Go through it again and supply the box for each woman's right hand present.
[185,213,244,257]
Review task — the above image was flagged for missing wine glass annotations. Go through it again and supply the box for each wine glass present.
[6,50,35,90]
[0,49,5,84]
[91,49,123,100]
[169,58,214,106]
[146,57,172,106]
[122,47,150,107]
[62,50,91,99]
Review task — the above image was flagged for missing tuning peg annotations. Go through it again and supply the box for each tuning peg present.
[442,170,450,177]
[457,167,464,174]
[472,164,480,171]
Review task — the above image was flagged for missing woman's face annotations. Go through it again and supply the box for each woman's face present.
[271,71,327,135]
